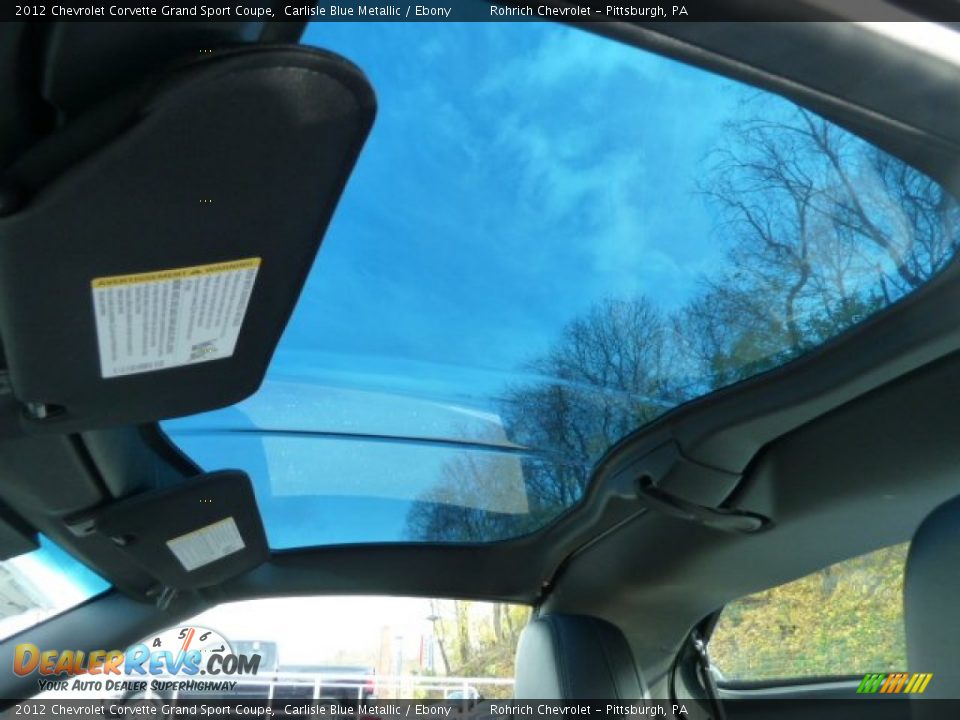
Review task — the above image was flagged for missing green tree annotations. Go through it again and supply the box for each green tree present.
[403,98,957,681]
[428,600,531,697]
[709,544,908,679]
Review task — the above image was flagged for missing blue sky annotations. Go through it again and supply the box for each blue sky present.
[280,23,742,386]
[164,22,773,546]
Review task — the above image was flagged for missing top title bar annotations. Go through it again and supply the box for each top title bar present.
[7,0,960,22]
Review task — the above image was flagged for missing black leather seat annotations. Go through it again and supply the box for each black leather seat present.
[905,495,960,700]
[513,614,647,699]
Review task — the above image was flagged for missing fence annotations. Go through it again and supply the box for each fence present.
[159,671,515,702]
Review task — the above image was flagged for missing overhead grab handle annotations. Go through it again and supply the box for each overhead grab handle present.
[635,475,770,534]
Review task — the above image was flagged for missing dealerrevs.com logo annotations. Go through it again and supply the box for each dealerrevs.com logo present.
[14,625,261,694]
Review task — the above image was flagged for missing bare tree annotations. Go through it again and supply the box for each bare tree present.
[690,101,959,384]
[405,97,959,546]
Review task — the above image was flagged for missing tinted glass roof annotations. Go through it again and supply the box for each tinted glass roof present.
[163,22,959,548]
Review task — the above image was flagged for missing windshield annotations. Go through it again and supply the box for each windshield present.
[0,536,109,641]
[163,22,960,548]
[29,596,527,701]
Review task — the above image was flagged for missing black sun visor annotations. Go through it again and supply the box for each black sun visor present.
[72,470,268,591]
[0,44,376,433]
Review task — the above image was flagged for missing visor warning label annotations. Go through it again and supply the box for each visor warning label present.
[167,516,246,572]
[91,257,260,378]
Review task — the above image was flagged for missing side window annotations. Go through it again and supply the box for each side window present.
[708,544,907,682]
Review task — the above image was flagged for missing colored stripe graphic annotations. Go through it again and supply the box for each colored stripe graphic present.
[857,672,932,694]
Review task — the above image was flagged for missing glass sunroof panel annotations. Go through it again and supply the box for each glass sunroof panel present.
[163,21,959,548]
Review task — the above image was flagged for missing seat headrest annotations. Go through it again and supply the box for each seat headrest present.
[905,494,960,699]
[514,614,646,699]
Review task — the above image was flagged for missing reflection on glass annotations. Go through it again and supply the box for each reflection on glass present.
[163,22,959,547]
